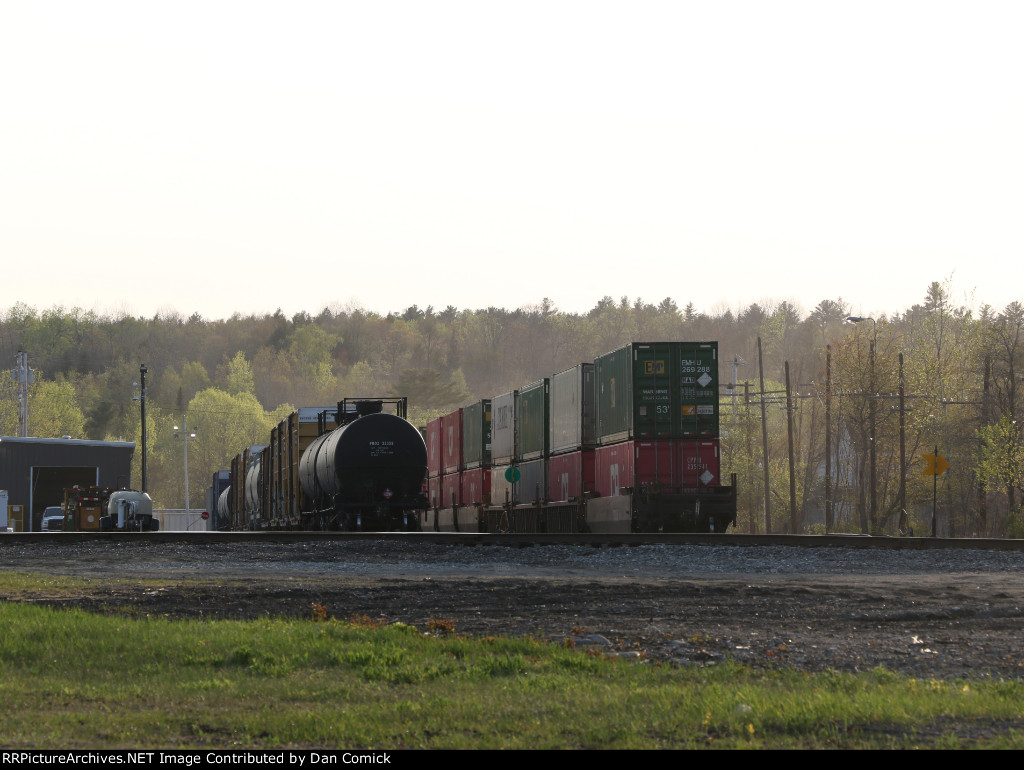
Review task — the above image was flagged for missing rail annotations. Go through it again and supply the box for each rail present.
[3,531,1024,551]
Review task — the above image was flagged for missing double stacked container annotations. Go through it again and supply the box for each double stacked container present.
[424,341,721,514]
[514,379,549,504]
[425,400,495,513]
[425,417,443,508]
[489,390,518,506]
[460,399,492,505]
[440,408,463,507]
[489,379,553,506]
[593,342,721,497]
[547,364,596,501]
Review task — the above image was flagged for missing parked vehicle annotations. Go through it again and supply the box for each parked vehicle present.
[41,506,65,532]
[62,486,160,532]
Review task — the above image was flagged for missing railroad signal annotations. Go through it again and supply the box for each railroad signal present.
[921,453,950,476]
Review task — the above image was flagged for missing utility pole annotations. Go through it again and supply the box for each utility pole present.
[847,316,877,534]
[757,337,771,533]
[744,381,755,533]
[869,338,877,533]
[134,364,149,492]
[825,345,832,532]
[12,350,33,437]
[785,361,797,533]
[898,353,907,535]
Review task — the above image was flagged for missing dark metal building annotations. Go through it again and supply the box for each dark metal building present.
[0,437,135,531]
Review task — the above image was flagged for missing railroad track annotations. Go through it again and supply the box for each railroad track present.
[2,531,1022,551]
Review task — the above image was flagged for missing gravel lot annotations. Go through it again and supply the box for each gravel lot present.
[4,538,1024,679]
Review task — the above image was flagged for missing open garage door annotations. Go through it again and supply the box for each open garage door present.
[30,466,97,531]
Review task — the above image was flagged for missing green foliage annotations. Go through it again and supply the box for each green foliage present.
[1005,508,1024,539]
[340,361,387,398]
[146,388,284,508]
[0,373,87,438]
[977,416,1024,499]
[221,351,256,396]
[1,281,1019,535]
[288,324,341,391]
[393,368,470,410]
[29,379,86,438]
[180,361,213,401]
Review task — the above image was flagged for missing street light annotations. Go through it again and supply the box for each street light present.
[847,316,877,533]
[173,417,198,515]
[132,364,148,492]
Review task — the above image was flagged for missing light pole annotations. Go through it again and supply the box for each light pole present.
[847,316,877,533]
[132,364,148,492]
[173,417,197,514]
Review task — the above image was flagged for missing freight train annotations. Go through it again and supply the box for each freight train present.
[423,341,736,534]
[212,341,737,534]
[217,398,427,531]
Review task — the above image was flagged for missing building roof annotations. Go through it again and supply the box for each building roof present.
[0,436,135,449]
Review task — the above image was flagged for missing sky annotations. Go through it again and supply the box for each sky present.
[2,1,1022,322]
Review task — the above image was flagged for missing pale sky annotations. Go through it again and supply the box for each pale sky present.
[2,1,1021,321]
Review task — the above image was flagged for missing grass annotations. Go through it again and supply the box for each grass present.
[2,575,1024,748]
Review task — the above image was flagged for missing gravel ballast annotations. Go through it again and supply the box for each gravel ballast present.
[3,538,1024,678]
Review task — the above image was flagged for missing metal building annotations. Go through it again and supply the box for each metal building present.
[0,437,135,531]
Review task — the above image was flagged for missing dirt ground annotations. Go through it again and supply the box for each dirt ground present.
[5,540,1024,679]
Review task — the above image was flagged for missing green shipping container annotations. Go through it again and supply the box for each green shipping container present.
[678,342,720,438]
[595,342,719,443]
[462,399,492,469]
[516,379,550,461]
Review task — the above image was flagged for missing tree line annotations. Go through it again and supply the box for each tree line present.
[2,280,1022,536]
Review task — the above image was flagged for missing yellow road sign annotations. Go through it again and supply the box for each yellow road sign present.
[922,453,950,476]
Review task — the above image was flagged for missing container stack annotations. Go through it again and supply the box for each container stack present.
[593,342,721,497]
[424,417,443,509]
[421,340,727,532]
[440,408,463,509]
[488,390,518,507]
[460,399,492,505]
[547,363,597,501]
[515,378,549,505]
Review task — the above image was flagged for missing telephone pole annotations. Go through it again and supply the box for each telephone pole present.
[12,350,34,437]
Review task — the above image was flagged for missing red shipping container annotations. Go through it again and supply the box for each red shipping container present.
[680,439,721,487]
[595,440,688,497]
[594,442,635,497]
[441,472,462,508]
[426,418,442,478]
[461,467,491,505]
[427,475,441,508]
[441,409,464,474]
[547,450,595,502]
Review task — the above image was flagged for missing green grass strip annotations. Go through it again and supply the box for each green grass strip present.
[2,601,1024,749]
